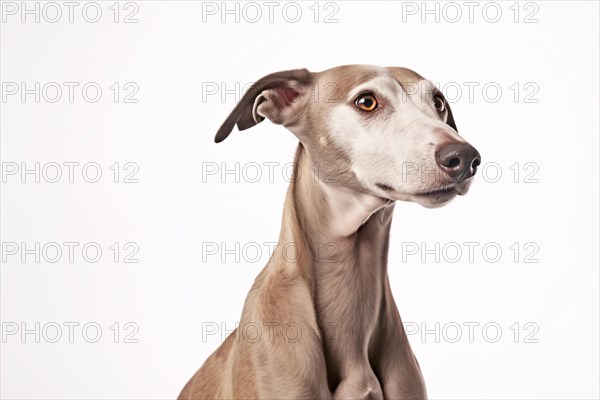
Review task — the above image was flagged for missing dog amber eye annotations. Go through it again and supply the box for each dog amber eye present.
[433,95,445,112]
[355,94,378,111]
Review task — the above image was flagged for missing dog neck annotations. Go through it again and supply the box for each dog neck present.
[287,143,392,240]
[279,143,400,385]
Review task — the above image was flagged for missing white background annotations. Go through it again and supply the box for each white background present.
[1,1,599,399]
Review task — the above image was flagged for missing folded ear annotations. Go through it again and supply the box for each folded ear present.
[445,102,458,132]
[214,68,313,143]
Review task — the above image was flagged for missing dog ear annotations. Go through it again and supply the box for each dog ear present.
[445,102,458,132]
[214,69,313,143]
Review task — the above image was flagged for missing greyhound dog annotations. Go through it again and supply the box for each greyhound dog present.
[179,65,481,399]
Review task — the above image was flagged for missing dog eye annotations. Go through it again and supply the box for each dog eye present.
[433,95,445,112]
[355,94,378,112]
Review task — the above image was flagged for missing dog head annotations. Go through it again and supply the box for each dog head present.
[215,65,480,208]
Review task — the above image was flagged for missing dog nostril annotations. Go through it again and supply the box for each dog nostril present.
[471,157,481,174]
[446,157,461,169]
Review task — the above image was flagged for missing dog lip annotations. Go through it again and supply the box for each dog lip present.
[415,185,457,196]
[375,182,395,192]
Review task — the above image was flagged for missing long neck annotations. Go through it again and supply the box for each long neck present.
[281,144,396,380]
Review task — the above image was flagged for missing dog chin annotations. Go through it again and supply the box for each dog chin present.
[413,193,458,208]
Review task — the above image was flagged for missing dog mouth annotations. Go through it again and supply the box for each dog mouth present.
[376,182,459,196]
[375,180,471,202]
[415,185,459,197]
[374,183,402,202]
[375,183,396,192]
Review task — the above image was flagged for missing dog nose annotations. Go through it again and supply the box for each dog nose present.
[436,143,481,182]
